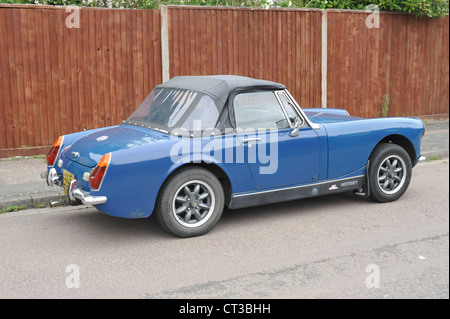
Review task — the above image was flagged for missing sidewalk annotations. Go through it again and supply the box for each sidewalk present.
[0,156,65,210]
[0,120,448,210]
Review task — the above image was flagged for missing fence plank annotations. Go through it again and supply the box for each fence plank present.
[0,9,11,148]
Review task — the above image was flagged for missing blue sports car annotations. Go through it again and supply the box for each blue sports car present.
[44,75,425,237]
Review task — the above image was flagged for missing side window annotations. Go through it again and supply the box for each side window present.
[127,88,198,128]
[233,91,290,130]
[277,92,302,126]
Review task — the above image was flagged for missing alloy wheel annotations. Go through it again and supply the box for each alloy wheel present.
[377,155,407,195]
[172,180,216,228]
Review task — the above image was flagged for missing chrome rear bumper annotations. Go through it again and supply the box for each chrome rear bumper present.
[69,179,107,205]
[72,188,107,205]
[42,169,107,205]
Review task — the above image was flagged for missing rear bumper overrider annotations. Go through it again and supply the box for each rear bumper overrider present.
[72,187,107,205]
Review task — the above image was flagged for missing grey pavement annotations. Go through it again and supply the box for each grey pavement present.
[0,120,448,210]
[0,157,66,210]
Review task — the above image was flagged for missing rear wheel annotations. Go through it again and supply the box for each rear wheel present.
[155,167,225,237]
[369,143,412,202]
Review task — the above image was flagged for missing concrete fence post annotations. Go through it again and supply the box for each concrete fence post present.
[160,5,170,83]
[321,9,328,108]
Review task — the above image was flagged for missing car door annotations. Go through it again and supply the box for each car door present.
[233,90,320,190]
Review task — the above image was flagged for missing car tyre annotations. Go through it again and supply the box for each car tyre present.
[68,198,82,206]
[155,167,225,237]
[368,143,412,203]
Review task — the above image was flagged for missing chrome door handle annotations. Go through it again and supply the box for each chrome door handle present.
[242,138,262,143]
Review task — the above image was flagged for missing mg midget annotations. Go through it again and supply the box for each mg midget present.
[43,75,425,237]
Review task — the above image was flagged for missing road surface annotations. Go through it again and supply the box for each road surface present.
[0,159,448,299]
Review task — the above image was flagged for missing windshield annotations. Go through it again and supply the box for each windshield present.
[125,88,220,134]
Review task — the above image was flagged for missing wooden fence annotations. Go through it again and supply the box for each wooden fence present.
[0,4,448,156]
[168,6,322,110]
[0,5,162,156]
[327,10,449,118]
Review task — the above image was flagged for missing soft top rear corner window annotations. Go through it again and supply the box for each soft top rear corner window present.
[125,88,220,134]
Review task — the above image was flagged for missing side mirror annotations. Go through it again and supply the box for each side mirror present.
[290,116,300,137]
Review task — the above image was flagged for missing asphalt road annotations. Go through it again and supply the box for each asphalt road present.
[0,160,448,299]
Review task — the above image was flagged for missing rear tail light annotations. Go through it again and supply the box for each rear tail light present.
[89,153,111,191]
[46,136,64,166]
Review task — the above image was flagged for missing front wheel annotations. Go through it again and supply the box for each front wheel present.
[368,143,412,203]
[155,167,225,237]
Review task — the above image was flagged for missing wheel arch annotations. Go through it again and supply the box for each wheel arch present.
[361,134,415,198]
[371,134,416,164]
[158,162,233,208]
[366,139,413,202]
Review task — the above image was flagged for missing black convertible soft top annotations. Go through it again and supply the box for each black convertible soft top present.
[156,75,286,131]
[156,75,286,105]
[135,75,286,132]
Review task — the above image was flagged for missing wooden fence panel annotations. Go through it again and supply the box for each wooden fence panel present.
[0,5,448,156]
[0,5,162,155]
[327,11,449,118]
[167,6,323,110]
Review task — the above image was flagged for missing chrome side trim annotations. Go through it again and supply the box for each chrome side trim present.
[233,175,366,198]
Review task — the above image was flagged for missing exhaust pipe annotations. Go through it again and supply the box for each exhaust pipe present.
[50,199,68,207]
